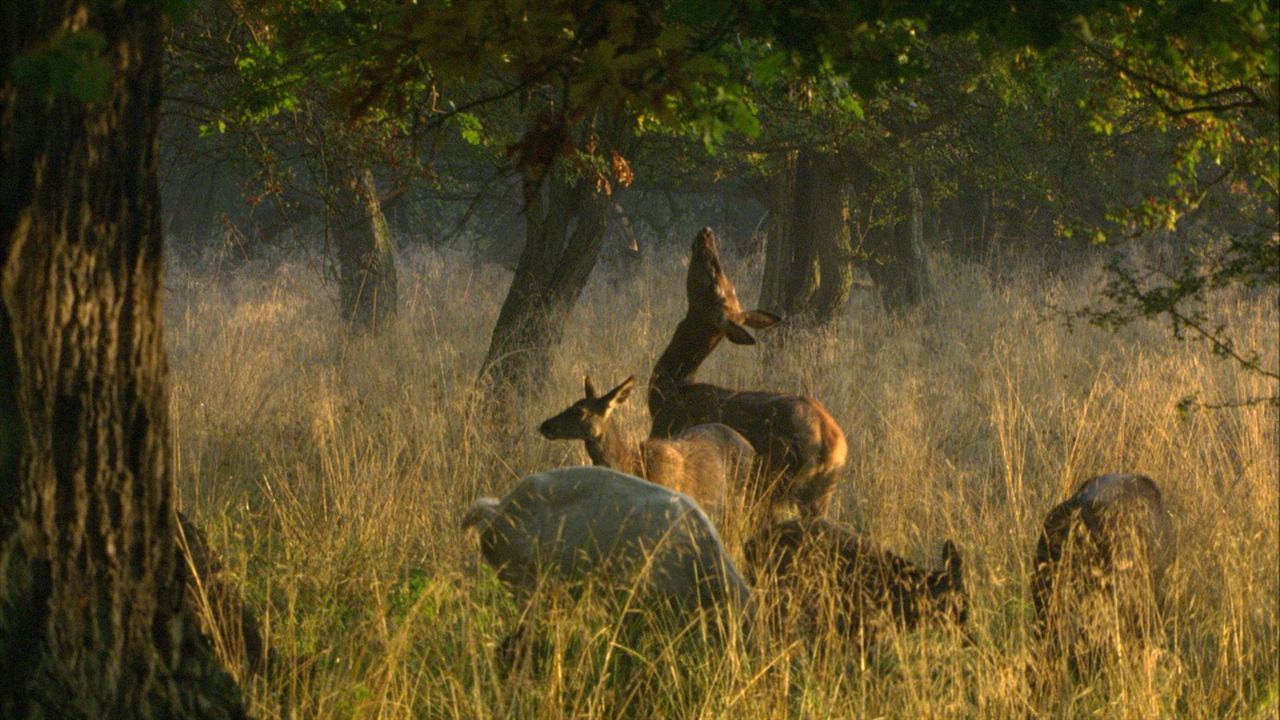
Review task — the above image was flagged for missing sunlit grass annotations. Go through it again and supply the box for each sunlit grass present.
[166,245,1278,719]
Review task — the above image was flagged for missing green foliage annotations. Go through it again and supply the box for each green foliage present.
[453,113,485,147]
[167,0,1277,402]
[284,0,1100,166]
[1063,1,1280,403]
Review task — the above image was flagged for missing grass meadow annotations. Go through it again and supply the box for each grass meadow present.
[166,243,1278,719]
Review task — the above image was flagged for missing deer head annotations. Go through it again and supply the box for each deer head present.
[686,227,781,345]
[538,375,636,441]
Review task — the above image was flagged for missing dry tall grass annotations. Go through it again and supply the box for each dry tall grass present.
[166,244,1278,719]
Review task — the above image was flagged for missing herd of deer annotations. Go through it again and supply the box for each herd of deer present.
[464,228,1176,678]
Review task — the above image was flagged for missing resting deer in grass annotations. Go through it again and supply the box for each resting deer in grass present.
[648,227,848,518]
[1031,473,1175,676]
[743,517,970,651]
[462,466,752,666]
[539,375,755,519]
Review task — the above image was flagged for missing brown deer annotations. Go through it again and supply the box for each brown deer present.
[539,375,755,519]
[1031,473,1175,675]
[648,227,847,518]
[743,517,970,651]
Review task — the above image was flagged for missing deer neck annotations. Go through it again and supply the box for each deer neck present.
[584,420,641,475]
[650,316,723,401]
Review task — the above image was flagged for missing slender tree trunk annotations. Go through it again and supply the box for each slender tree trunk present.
[805,153,855,323]
[781,151,821,315]
[860,165,934,314]
[757,149,852,325]
[758,151,797,313]
[478,173,613,392]
[0,3,245,717]
[331,167,398,333]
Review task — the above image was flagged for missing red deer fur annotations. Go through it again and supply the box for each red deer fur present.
[648,227,848,517]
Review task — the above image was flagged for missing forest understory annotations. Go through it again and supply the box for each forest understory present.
[167,244,1279,719]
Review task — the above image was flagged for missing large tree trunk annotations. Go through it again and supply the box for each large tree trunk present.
[757,149,853,325]
[478,172,612,392]
[331,167,398,333]
[0,3,246,717]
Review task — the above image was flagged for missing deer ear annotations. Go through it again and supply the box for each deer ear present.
[941,540,963,588]
[583,376,598,399]
[604,375,636,407]
[725,321,757,345]
[741,310,782,329]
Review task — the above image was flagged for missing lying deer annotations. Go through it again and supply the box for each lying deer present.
[649,227,847,518]
[539,374,755,519]
[462,466,752,659]
[743,517,970,651]
[1031,473,1175,674]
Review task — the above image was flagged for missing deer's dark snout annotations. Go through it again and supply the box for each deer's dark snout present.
[537,416,560,439]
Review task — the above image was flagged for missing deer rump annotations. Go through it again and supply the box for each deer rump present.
[651,382,846,509]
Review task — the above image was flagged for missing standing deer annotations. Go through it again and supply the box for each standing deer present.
[648,227,848,518]
[1031,473,1176,675]
[539,375,755,520]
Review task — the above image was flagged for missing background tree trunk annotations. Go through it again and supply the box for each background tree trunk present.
[759,151,798,313]
[804,152,855,323]
[758,149,853,325]
[0,2,246,717]
[477,114,627,396]
[478,172,613,392]
[780,151,821,314]
[857,165,935,314]
[331,167,399,333]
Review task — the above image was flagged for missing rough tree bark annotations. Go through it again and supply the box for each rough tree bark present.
[330,167,399,333]
[0,2,246,717]
[758,149,854,326]
[803,152,856,323]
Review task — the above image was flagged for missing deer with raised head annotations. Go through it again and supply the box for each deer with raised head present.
[539,375,755,520]
[1031,473,1176,675]
[648,227,848,518]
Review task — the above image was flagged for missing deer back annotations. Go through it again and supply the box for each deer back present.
[465,466,750,617]
[640,422,755,518]
[744,518,968,642]
[1031,473,1175,654]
